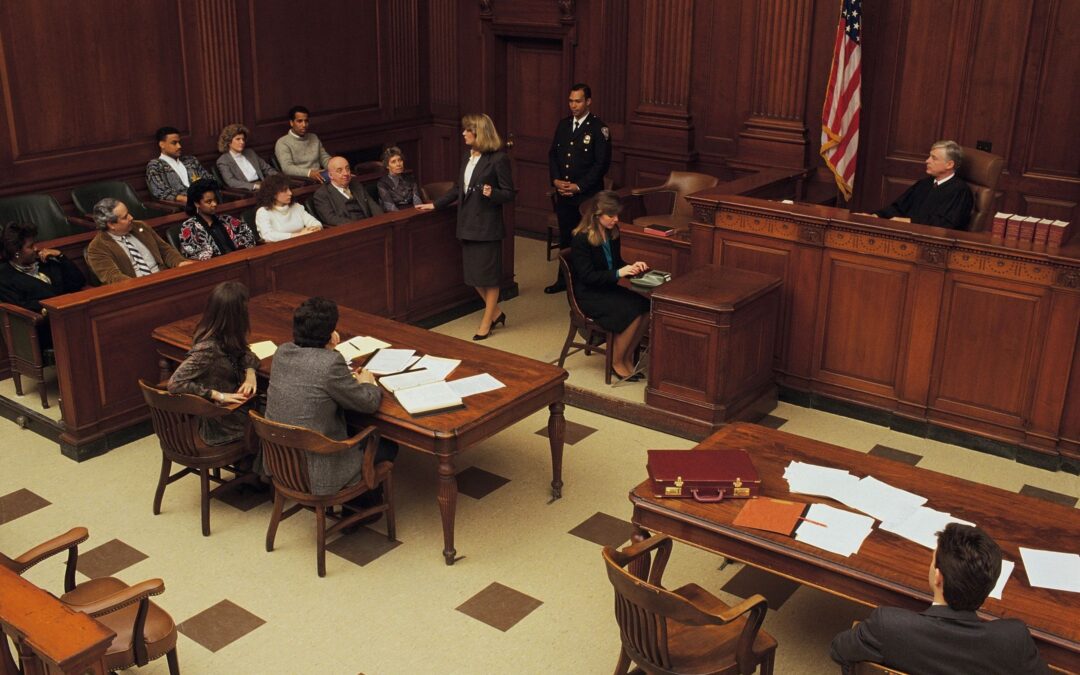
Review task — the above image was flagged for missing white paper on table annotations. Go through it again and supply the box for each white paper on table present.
[879,506,975,549]
[411,355,461,379]
[447,373,505,398]
[1019,547,1080,593]
[379,368,446,393]
[783,461,861,501]
[838,476,927,523]
[989,560,1015,600]
[335,336,390,362]
[250,341,277,360]
[364,348,417,375]
[794,503,875,557]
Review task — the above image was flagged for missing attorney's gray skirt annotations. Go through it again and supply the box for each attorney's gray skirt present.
[460,239,502,287]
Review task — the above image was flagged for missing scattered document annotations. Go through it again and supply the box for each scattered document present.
[412,355,461,379]
[448,373,505,398]
[784,461,861,500]
[989,560,1015,600]
[379,368,446,393]
[880,506,975,549]
[794,503,875,557]
[250,341,278,360]
[1019,547,1080,593]
[394,380,464,416]
[336,335,390,362]
[365,348,416,375]
[838,476,927,523]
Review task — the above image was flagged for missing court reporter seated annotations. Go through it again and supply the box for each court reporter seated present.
[254,173,322,243]
[830,523,1047,675]
[86,198,194,285]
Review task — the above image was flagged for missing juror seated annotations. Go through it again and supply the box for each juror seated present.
[872,140,974,230]
[86,198,194,285]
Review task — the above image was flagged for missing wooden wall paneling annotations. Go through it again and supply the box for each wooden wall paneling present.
[396,208,471,318]
[384,0,422,117]
[1060,320,1080,464]
[428,0,459,119]
[1025,286,1080,453]
[689,0,743,161]
[191,0,244,139]
[715,236,795,368]
[894,255,947,419]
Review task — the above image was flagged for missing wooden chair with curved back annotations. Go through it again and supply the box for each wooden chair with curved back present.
[603,535,777,675]
[0,527,180,674]
[630,171,720,232]
[138,379,258,537]
[556,247,615,384]
[957,146,1005,232]
[421,181,454,203]
[249,410,395,577]
[0,302,53,408]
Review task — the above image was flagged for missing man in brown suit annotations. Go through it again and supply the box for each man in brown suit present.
[86,198,193,285]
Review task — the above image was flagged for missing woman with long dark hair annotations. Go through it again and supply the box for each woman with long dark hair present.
[168,281,261,446]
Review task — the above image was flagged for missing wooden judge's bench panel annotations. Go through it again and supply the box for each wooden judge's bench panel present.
[687,196,1080,467]
[40,207,514,460]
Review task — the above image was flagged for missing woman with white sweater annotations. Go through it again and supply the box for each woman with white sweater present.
[254,174,322,242]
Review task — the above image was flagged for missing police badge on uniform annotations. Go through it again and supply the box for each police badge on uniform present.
[601,126,610,140]
[583,134,591,145]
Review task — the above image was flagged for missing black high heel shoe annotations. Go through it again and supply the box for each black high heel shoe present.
[492,312,507,329]
[473,330,491,341]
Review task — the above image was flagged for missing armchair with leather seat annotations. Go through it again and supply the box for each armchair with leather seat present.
[556,248,615,384]
[70,180,178,222]
[250,410,395,577]
[0,527,180,674]
[139,380,259,537]
[603,535,777,675]
[421,181,454,203]
[629,171,720,232]
[957,146,1005,232]
[0,302,54,408]
[0,194,82,241]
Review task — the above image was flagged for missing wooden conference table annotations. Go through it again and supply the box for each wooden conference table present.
[153,291,568,565]
[629,423,1080,672]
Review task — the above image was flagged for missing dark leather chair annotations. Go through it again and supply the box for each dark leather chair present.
[0,194,81,241]
[352,160,385,178]
[556,248,615,384]
[250,410,395,577]
[630,171,720,232]
[604,535,777,675]
[165,222,183,252]
[958,147,1005,232]
[70,180,176,221]
[421,181,454,203]
[1,527,180,674]
[139,380,258,537]
[0,302,53,408]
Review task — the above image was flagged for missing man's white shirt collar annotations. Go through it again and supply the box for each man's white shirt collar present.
[935,173,955,187]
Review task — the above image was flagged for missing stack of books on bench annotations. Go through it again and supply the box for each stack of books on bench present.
[992,212,1072,246]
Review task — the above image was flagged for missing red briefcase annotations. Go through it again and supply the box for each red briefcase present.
[646,449,761,501]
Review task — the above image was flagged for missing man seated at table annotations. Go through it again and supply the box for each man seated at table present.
[873,140,974,230]
[274,106,331,183]
[830,523,1047,674]
[310,156,384,226]
[86,198,193,285]
[146,126,210,203]
[265,297,397,505]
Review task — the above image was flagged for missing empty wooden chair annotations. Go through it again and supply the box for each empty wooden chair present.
[604,535,777,675]
[0,302,53,408]
[1,527,180,674]
[249,411,395,577]
[139,380,258,536]
[556,247,615,383]
[630,171,720,232]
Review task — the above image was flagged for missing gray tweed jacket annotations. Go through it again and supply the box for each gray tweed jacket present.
[265,342,381,495]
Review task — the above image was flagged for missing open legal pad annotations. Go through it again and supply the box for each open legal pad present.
[363,346,505,416]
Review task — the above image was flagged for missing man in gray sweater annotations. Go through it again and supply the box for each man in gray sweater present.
[274,105,331,183]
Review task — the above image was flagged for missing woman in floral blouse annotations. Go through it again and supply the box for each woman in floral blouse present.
[177,180,258,260]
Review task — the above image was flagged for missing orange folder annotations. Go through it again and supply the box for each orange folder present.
[732,497,809,536]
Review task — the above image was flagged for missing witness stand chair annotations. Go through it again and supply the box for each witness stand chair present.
[249,411,395,578]
[0,194,83,240]
[604,535,777,675]
[957,146,1005,232]
[629,171,720,232]
[556,248,615,384]
[139,380,259,537]
[0,302,53,408]
[0,527,180,675]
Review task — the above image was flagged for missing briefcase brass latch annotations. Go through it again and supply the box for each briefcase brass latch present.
[733,477,750,497]
[665,476,684,496]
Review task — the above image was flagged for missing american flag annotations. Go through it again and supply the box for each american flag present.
[820,0,862,201]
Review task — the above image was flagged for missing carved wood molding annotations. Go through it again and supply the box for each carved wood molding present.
[636,0,693,116]
[948,250,1055,285]
[692,202,716,225]
[824,230,920,262]
[194,0,243,132]
[558,0,576,24]
[479,0,493,20]
[798,223,824,245]
[715,209,801,242]
[1054,267,1080,289]
[430,0,459,108]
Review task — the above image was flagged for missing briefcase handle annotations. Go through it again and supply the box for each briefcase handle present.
[691,488,724,503]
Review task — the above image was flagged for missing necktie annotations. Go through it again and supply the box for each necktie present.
[572,119,579,134]
[120,235,153,277]
[343,186,353,200]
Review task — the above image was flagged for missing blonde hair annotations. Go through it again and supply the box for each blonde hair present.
[572,191,622,247]
[218,123,250,153]
[462,113,502,153]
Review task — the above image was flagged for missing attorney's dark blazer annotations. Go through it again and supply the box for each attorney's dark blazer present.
[0,258,85,313]
[310,180,384,226]
[830,605,1048,675]
[432,151,515,241]
[215,149,278,191]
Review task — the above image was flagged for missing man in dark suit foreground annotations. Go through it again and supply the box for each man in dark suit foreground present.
[310,156,384,226]
[874,140,974,230]
[830,523,1047,674]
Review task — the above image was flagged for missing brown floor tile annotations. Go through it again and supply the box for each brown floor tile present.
[534,419,598,445]
[0,488,51,525]
[868,444,922,466]
[326,525,401,567]
[721,565,801,611]
[456,466,510,500]
[757,415,788,429]
[217,486,273,512]
[568,512,634,548]
[178,599,266,653]
[1019,484,1078,508]
[76,539,148,580]
[456,582,543,632]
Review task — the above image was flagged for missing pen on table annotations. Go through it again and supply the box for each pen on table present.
[798,516,828,527]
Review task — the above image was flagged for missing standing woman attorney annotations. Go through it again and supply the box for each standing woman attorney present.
[417,113,514,340]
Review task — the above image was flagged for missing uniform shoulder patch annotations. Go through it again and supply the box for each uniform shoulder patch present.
[601,126,610,140]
